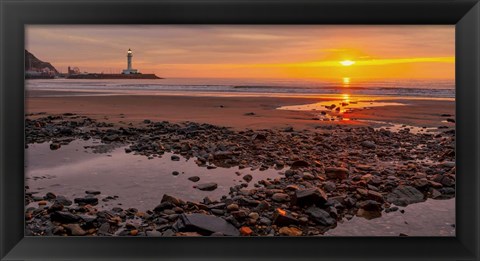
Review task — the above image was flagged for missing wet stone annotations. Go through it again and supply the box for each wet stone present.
[305,206,336,226]
[386,186,425,207]
[293,188,328,207]
[173,213,240,236]
[195,183,218,191]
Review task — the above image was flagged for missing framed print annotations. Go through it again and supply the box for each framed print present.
[1,0,479,260]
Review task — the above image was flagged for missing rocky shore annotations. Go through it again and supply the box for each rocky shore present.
[25,113,455,236]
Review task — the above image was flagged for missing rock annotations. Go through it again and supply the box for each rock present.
[273,208,299,226]
[359,200,382,211]
[325,167,349,180]
[240,226,253,236]
[173,213,239,236]
[226,204,239,212]
[85,190,101,195]
[279,226,302,236]
[365,190,384,202]
[244,112,255,116]
[413,178,429,189]
[74,197,98,206]
[386,186,425,206]
[55,196,72,206]
[305,206,336,226]
[47,202,64,213]
[50,143,61,150]
[172,171,180,176]
[356,208,382,220]
[291,160,309,168]
[293,188,328,206]
[323,181,336,192]
[302,173,316,180]
[45,192,56,200]
[146,230,163,237]
[161,194,183,206]
[242,174,253,183]
[361,141,376,149]
[188,176,200,182]
[64,224,86,236]
[171,155,180,161]
[50,211,81,224]
[195,183,218,191]
[248,212,259,221]
[259,217,272,226]
[284,169,297,177]
[271,193,290,202]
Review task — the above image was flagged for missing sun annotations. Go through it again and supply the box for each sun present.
[340,60,355,66]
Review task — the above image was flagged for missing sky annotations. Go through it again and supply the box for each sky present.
[26,25,454,80]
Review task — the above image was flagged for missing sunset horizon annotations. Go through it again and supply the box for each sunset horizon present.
[26,25,454,80]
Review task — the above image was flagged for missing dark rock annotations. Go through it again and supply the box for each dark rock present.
[173,213,239,236]
[325,167,349,180]
[195,183,218,191]
[85,190,101,195]
[74,197,98,206]
[293,188,328,206]
[45,192,56,200]
[271,193,290,202]
[243,174,253,183]
[171,155,180,161]
[291,160,309,168]
[386,186,425,206]
[64,223,87,236]
[50,143,61,150]
[161,194,183,206]
[188,176,200,182]
[172,171,180,176]
[323,181,336,192]
[47,202,64,213]
[361,141,376,149]
[54,196,72,206]
[50,211,81,224]
[305,206,336,226]
[359,200,382,211]
[273,208,299,226]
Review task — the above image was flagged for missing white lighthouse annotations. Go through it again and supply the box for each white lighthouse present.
[122,48,138,74]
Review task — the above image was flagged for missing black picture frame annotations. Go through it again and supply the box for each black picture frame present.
[1,0,479,260]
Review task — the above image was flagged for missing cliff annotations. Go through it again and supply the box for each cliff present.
[25,50,59,74]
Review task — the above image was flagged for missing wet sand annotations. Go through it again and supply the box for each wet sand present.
[26,90,455,130]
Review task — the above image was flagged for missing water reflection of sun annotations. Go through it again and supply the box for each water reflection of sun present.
[343,77,350,86]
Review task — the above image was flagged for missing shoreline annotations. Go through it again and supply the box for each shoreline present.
[26,89,455,131]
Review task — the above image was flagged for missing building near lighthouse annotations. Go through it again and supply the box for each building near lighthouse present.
[122,49,139,74]
[66,48,161,79]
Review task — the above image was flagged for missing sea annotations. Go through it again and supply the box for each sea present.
[26,78,455,99]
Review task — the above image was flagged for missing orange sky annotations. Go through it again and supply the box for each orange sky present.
[26,25,454,80]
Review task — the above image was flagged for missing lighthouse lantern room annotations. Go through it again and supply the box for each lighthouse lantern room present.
[122,48,139,74]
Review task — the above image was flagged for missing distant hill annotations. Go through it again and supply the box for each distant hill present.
[25,50,59,74]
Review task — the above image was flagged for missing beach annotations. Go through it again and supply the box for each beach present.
[26,89,455,130]
[24,86,456,237]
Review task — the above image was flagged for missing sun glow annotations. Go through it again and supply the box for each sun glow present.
[342,77,350,86]
[340,60,355,66]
